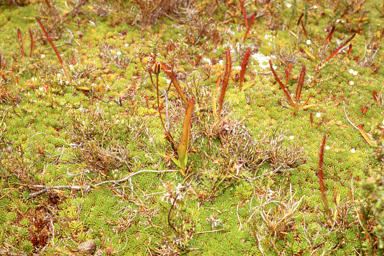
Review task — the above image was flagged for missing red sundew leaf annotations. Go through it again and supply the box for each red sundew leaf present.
[295,66,306,102]
[297,13,304,26]
[357,12,366,28]
[35,17,71,84]
[324,25,336,43]
[269,60,295,106]
[29,28,34,58]
[285,63,292,86]
[160,62,188,104]
[347,43,352,57]
[240,0,248,27]
[239,49,250,91]
[218,47,231,117]
[301,20,308,38]
[44,0,51,9]
[373,91,378,102]
[17,28,25,58]
[178,98,194,174]
[324,33,356,63]
[243,13,255,43]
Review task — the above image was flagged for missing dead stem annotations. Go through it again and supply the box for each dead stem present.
[168,194,180,233]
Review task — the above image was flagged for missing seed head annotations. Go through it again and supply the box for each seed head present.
[152,62,161,75]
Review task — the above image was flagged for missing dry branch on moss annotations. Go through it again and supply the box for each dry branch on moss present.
[24,170,177,199]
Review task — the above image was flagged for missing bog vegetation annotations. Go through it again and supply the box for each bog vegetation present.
[0,0,384,255]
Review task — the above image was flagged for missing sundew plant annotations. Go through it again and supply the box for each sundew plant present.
[0,0,384,255]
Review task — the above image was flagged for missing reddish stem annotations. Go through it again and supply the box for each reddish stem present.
[35,17,71,84]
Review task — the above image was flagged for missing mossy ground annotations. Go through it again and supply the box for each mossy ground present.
[0,0,384,255]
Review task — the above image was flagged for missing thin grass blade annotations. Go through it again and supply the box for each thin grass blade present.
[357,124,375,146]
[301,47,316,61]
[218,47,231,117]
[239,49,250,91]
[300,93,312,109]
[212,76,221,116]
[318,135,331,217]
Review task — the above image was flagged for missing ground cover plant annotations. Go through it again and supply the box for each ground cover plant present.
[1,0,384,255]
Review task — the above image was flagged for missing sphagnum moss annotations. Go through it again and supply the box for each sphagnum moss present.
[0,0,384,255]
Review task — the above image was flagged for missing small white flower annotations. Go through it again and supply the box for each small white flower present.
[316,113,321,117]
[349,69,354,74]
[69,64,74,70]
[349,81,354,85]
[219,60,224,65]
[336,19,340,23]
[235,66,241,70]
[287,3,291,8]
[31,77,37,82]
[116,51,121,56]
[306,40,311,45]
[325,146,330,150]
[351,148,356,153]
[124,43,129,47]
[353,71,358,76]
[289,136,294,140]
[313,5,317,9]
[41,54,45,58]
[57,73,62,78]
[165,78,171,84]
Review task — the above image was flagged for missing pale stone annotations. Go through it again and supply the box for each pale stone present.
[78,240,97,255]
